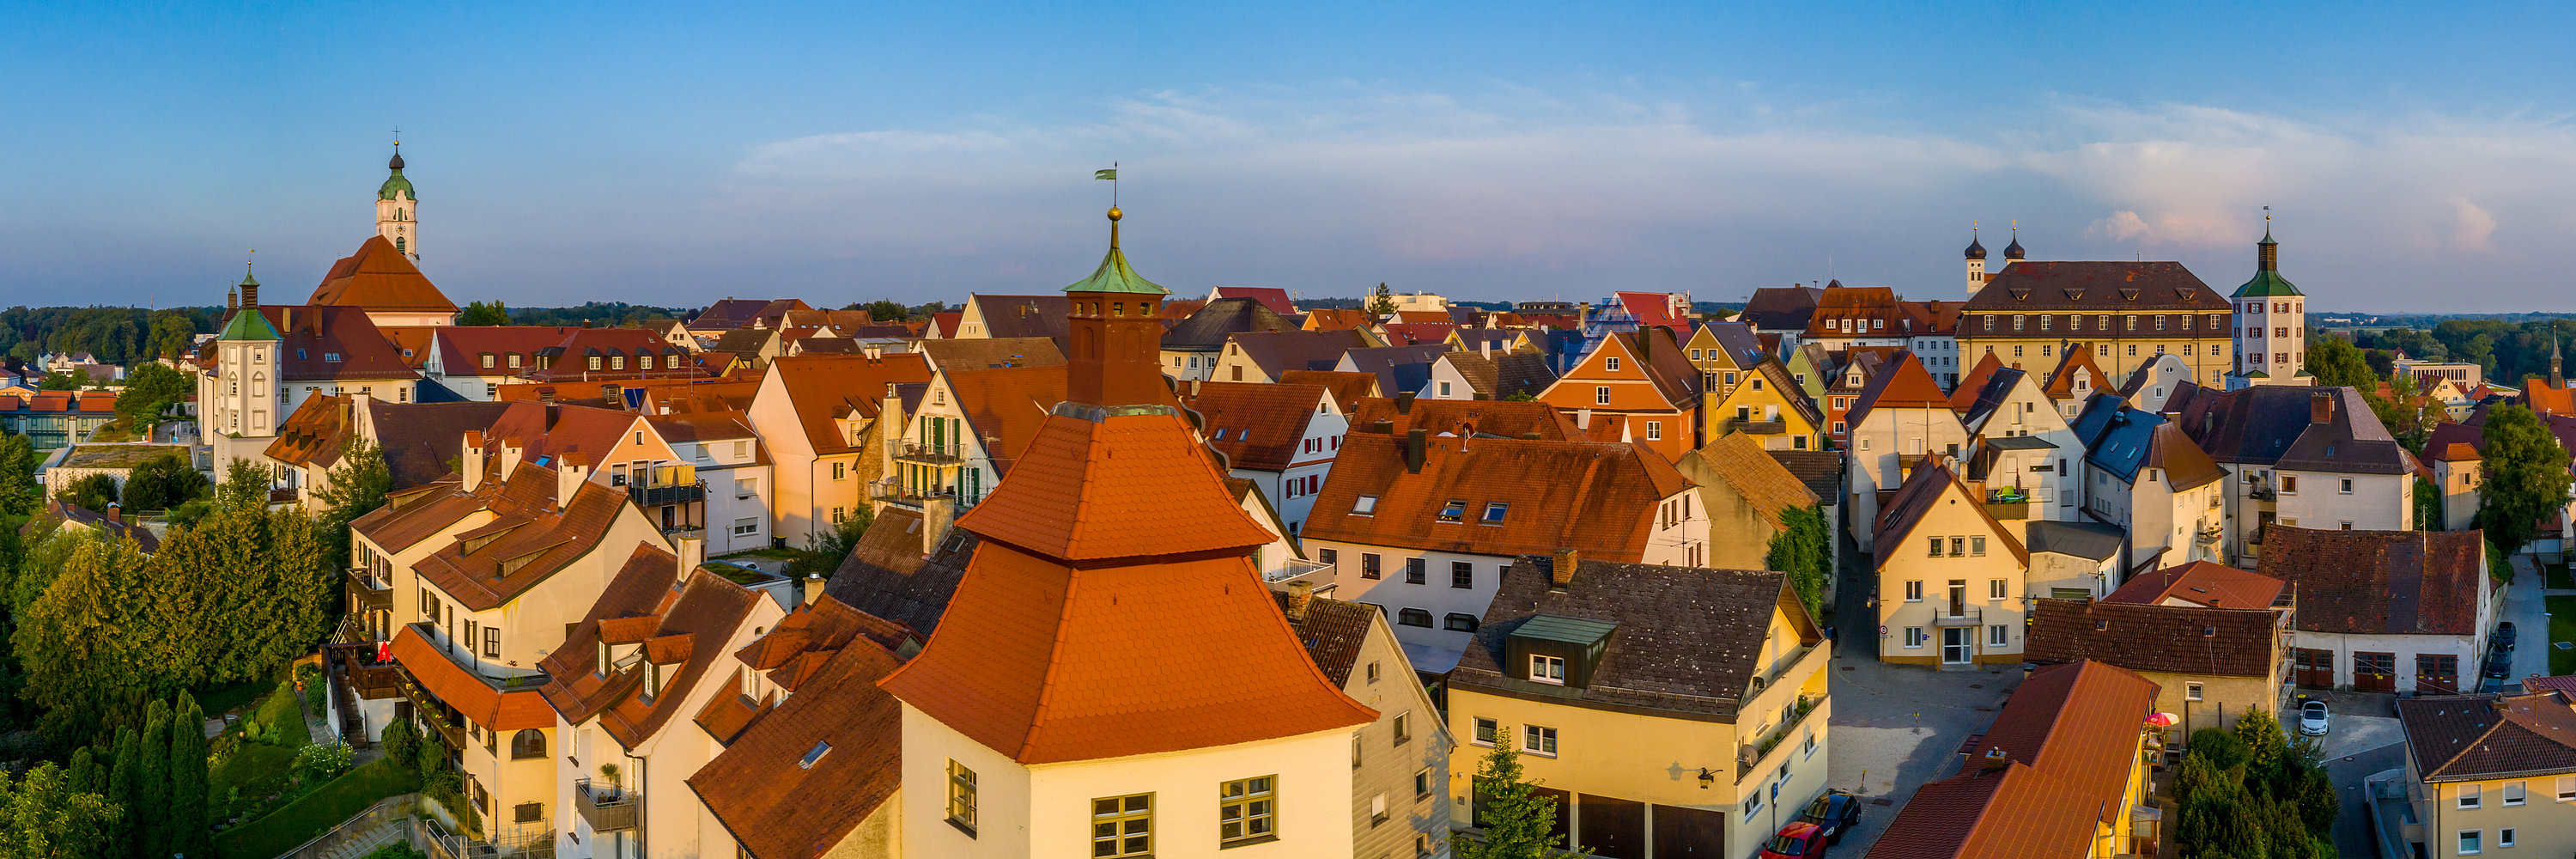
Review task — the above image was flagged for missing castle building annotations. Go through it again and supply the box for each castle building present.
[2227,220,2307,388]
[1955,233,2234,387]
[1963,223,2024,299]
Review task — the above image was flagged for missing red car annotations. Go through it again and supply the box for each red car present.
[1760,821,1829,859]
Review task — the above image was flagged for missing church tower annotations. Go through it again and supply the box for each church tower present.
[375,143,418,259]
[2228,216,2305,388]
[1964,224,1988,298]
[209,263,283,470]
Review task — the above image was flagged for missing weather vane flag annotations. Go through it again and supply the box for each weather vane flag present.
[1096,162,1118,206]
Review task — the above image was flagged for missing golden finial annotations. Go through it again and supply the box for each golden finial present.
[1108,207,1122,222]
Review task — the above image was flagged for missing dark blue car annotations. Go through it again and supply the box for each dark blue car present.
[1797,790,1863,845]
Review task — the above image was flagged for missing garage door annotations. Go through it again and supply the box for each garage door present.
[2293,648,2334,689]
[2353,651,2397,693]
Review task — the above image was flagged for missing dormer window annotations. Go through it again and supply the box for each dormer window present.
[1507,614,1616,689]
[1530,655,1566,685]
[508,354,523,369]
[588,356,603,370]
[481,353,496,369]
[611,356,626,370]
[325,352,341,362]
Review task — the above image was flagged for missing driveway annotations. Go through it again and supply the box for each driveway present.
[1823,530,2020,856]
[2329,741,2408,859]
[2500,553,2552,685]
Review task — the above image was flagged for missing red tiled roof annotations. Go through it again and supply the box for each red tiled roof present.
[1180,381,1328,472]
[1950,351,2008,411]
[221,305,421,381]
[2257,526,2488,637]
[379,326,437,368]
[2103,560,2285,610]
[307,235,459,314]
[764,353,935,454]
[404,463,637,612]
[431,326,584,375]
[389,624,555,730]
[2041,344,2111,401]
[1210,286,1296,316]
[1279,370,1379,411]
[1865,661,2158,859]
[481,401,638,468]
[1302,431,1690,561]
[689,630,905,859]
[1614,291,1690,333]
[884,406,1374,764]
[1346,397,1582,441]
[1380,323,1456,346]
[1303,308,1374,332]
[1846,351,1948,429]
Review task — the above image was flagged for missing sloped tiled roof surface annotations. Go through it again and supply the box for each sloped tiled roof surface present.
[1685,432,1820,531]
[2038,345,2110,401]
[957,409,1276,561]
[1767,449,1843,501]
[367,401,515,490]
[1279,369,1379,411]
[826,520,977,637]
[966,295,1072,342]
[2259,527,2487,637]
[1163,297,1295,349]
[1180,381,1325,472]
[1950,352,2008,411]
[1277,594,1379,685]
[1864,661,2159,859]
[1454,558,1811,719]
[765,354,936,454]
[389,624,556,730]
[2186,385,2408,476]
[1301,308,1375,332]
[1232,329,1372,378]
[1303,431,1688,560]
[217,305,420,381]
[307,235,459,313]
[1961,261,2233,312]
[1379,323,1457,346]
[1209,286,1296,316]
[2104,560,2285,610]
[689,626,906,859]
[1346,397,1581,441]
[396,463,635,612]
[915,336,1066,372]
[266,393,354,471]
[2025,598,2278,678]
[538,546,684,724]
[1340,344,1453,396]
[1845,351,1949,430]
[1739,286,1823,331]
[432,326,583,375]
[1873,457,2028,564]
[2399,691,2576,782]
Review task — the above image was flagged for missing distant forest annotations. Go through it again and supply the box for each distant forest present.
[2344,317,2576,387]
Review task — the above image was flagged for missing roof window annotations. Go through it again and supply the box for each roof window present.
[799,740,832,769]
[325,352,342,362]
[1352,495,1378,516]
[1437,500,1467,522]
[1482,503,1509,524]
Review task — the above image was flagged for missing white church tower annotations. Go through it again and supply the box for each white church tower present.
[207,265,284,470]
[2227,215,2306,388]
[376,143,418,259]
[1964,224,1986,298]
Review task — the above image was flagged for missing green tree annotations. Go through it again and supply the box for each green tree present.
[104,727,138,853]
[143,310,199,362]
[135,700,169,859]
[38,370,85,392]
[109,363,190,438]
[119,454,210,514]
[860,300,910,322]
[1452,728,1584,858]
[2233,706,2288,776]
[793,509,873,578]
[2415,477,2443,530]
[2188,728,2249,772]
[212,458,270,514]
[0,435,38,517]
[1765,505,1831,618]
[52,474,116,515]
[2301,335,2376,389]
[378,718,421,779]
[2476,404,2573,553]
[164,693,208,859]
[63,747,100,797]
[313,439,393,570]
[458,301,512,326]
[1368,283,1397,317]
[14,536,158,740]
[0,762,121,859]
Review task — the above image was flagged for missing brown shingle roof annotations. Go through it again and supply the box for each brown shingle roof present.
[1280,370,1380,411]
[2399,691,2576,782]
[1278,594,1378,685]
[1682,432,1821,532]
[687,618,905,859]
[1179,381,1327,472]
[1346,397,1583,442]
[307,235,458,314]
[2025,598,2278,678]
[1961,261,2233,313]
[1872,457,2029,565]
[914,337,1066,373]
[1303,431,1690,561]
[825,518,975,637]
[1230,329,1373,379]
[1452,557,1817,719]
[2257,526,2487,637]
[1766,448,1844,502]
[402,463,635,612]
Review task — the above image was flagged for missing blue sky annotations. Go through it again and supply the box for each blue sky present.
[7,2,2576,311]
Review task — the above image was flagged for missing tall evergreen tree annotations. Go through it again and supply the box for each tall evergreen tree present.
[165,694,209,859]
[133,700,169,859]
[104,727,138,855]
[14,536,158,740]
[1368,282,1397,317]
[0,434,37,517]
[0,762,121,859]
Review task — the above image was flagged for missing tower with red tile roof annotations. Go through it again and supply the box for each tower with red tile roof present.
[884,208,1376,859]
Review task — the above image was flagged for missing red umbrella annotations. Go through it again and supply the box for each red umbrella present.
[2146,712,2182,728]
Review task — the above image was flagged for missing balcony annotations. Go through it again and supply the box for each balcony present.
[895,442,968,466]
[1984,490,2032,521]
[1728,418,1788,436]
[628,480,706,508]
[1266,557,1333,584]
[2196,524,2224,546]
[2248,486,2277,502]
[344,568,393,613]
[1932,606,1984,627]
[574,778,638,832]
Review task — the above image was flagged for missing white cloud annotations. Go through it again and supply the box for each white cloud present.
[2451,199,2496,250]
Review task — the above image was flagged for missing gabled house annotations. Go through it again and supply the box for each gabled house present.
[2396,689,2576,859]
[1419,350,1556,401]
[883,364,1084,513]
[2038,344,2113,419]
[2028,576,2290,735]
[1276,587,1455,859]
[1211,328,1376,384]
[2184,386,2416,566]
[1862,661,2160,859]
[1346,396,1586,443]
[914,337,1064,375]
[686,298,811,337]
[1302,428,1705,672]
[1739,286,1824,354]
[2071,397,2228,569]
[2024,519,2129,600]
[1536,326,1704,461]
[2117,351,2200,414]
[2261,526,2492,695]
[645,411,773,556]
[1674,432,1827,571]
[744,353,936,544]
[306,234,462,328]
[1337,344,1454,402]
[952,294,1072,344]
[423,326,585,400]
[1449,556,1832,859]
[684,596,910,858]
[1179,380,1348,532]
[1206,285,1297,315]
[1843,352,1968,542]
[1283,369,1382,413]
[1873,456,2032,667]
[1683,320,1765,401]
[1820,348,1886,442]
[1163,296,1296,381]
[1701,358,1825,450]
[1955,364,2081,522]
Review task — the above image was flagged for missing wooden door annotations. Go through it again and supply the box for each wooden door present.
[2354,651,2397,692]
[2416,654,2460,695]
[2293,649,2334,689]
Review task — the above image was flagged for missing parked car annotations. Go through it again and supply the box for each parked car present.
[1797,790,1863,845]
[1760,822,1831,859]
[2498,621,2519,649]
[2299,699,2330,736]
[2485,651,2513,679]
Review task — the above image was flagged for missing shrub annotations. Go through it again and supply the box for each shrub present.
[378,719,420,778]
[2188,728,2250,772]
[293,740,353,783]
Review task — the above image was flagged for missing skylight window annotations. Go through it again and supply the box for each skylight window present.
[1483,503,1509,524]
[1353,495,1378,515]
[799,740,832,769]
[1438,500,1467,522]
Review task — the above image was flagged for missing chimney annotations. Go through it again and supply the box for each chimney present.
[1404,429,1428,474]
[1285,580,1314,622]
[461,431,487,492]
[556,454,588,502]
[1980,747,2009,773]
[1370,419,1395,435]
[1550,548,1578,589]
[923,496,956,552]
[2311,391,2333,424]
[675,532,705,573]
[280,307,293,333]
[498,439,525,482]
[106,503,121,525]
[804,572,826,607]
[1576,408,1593,430]
[1395,392,1416,414]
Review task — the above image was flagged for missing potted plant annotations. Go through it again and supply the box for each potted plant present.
[598,762,622,798]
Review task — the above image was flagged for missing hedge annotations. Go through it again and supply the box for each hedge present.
[211,758,421,859]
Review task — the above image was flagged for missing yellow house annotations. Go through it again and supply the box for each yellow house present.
[1956,260,2236,387]
[1702,359,1826,451]
[1871,455,2031,667]
[1862,660,2161,859]
[1447,554,1832,859]
[1683,322,1763,401]
[2397,687,2576,859]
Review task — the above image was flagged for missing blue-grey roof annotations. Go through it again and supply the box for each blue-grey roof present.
[2025,520,2125,561]
[2074,395,2164,483]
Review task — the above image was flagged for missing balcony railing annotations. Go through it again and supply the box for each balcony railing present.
[2249,486,2277,502]
[628,480,706,507]
[344,569,393,613]
[895,442,968,465]
[575,778,638,832]
[1728,418,1788,435]
[1266,557,1334,583]
[1932,606,1984,627]
[2196,525,2224,546]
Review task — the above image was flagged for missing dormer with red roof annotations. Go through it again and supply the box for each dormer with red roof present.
[882,209,1376,858]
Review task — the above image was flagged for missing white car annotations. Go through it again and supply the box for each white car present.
[2299,700,2330,736]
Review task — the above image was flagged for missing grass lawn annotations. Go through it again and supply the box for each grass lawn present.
[208,742,298,823]
[2550,595,2576,676]
[250,679,311,747]
[212,758,420,859]
[2550,564,2575,591]
[714,547,798,560]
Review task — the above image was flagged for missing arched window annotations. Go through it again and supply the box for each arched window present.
[395,236,406,253]
[510,729,546,760]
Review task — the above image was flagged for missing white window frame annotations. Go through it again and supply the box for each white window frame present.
[1522,725,1558,758]
[2504,781,2526,807]
[1530,655,1566,685]
[2459,830,2482,856]
[2460,783,2482,809]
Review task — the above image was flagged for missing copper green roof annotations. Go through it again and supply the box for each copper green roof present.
[1061,210,1166,295]
[217,308,279,341]
[2233,226,2301,297]
[380,168,415,202]
[239,265,259,288]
